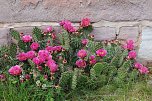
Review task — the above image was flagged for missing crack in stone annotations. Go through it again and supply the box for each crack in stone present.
[14,0,43,13]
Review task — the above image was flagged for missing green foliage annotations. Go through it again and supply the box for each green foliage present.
[81,25,93,36]
[91,62,108,77]
[18,40,27,51]
[11,29,20,41]
[0,19,149,101]
[71,68,79,90]
[32,27,43,41]
[87,40,95,53]
[76,74,88,90]
[70,37,82,49]
[28,59,35,69]
[0,46,17,72]
[9,43,17,57]
[90,68,96,79]
[62,30,70,50]
[121,60,133,70]
[94,42,104,50]
[128,69,139,82]
[59,71,73,92]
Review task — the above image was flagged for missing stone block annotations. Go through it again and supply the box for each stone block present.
[138,27,152,66]
[1,0,152,22]
[0,28,10,46]
[93,27,116,41]
[117,27,139,42]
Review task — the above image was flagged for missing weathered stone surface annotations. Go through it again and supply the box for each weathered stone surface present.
[13,27,34,34]
[0,28,10,46]
[0,0,152,22]
[93,27,116,41]
[117,27,139,42]
[0,39,9,46]
[138,27,152,66]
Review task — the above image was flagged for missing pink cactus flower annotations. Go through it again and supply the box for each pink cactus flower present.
[89,55,96,60]
[89,59,96,65]
[75,59,86,68]
[59,20,76,32]
[22,35,32,43]
[53,46,62,52]
[25,74,30,80]
[46,46,54,53]
[59,20,68,26]
[123,40,135,50]
[20,79,24,83]
[37,66,43,71]
[44,75,48,80]
[46,26,53,32]
[89,55,96,65]
[0,74,6,81]
[8,65,22,76]
[26,51,36,59]
[30,42,39,50]
[51,33,56,40]
[128,51,136,59]
[46,60,58,73]
[32,57,43,65]
[81,39,89,45]
[17,52,27,61]
[47,55,53,60]
[81,18,91,27]
[38,50,49,61]
[134,62,143,69]
[139,66,149,74]
[77,49,87,58]
[96,49,107,57]
[127,40,134,44]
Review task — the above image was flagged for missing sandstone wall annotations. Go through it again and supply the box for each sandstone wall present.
[0,0,152,65]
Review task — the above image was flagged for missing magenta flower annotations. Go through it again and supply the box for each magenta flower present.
[123,40,135,50]
[44,75,48,80]
[47,55,53,60]
[8,65,22,76]
[37,66,43,71]
[53,46,62,52]
[128,50,136,59]
[32,57,43,65]
[89,59,96,65]
[25,74,30,80]
[46,60,58,73]
[46,26,53,32]
[0,74,6,81]
[38,50,49,61]
[89,55,96,60]
[81,18,91,27]
[26,51,36,59]
[30,42,39,50]
[51,33,56,40]
[96,49,107,57]
[127,40,134,44]
[22,35,32,43]
[75,59,86,68]
[89,55,96,65]
[17,52,27,61]
[59,20,76,32]
[139,66,149,74]
[81,39,89,45]
[77,49,87,58]
[46,46,54,53]
[134,62,143,69]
